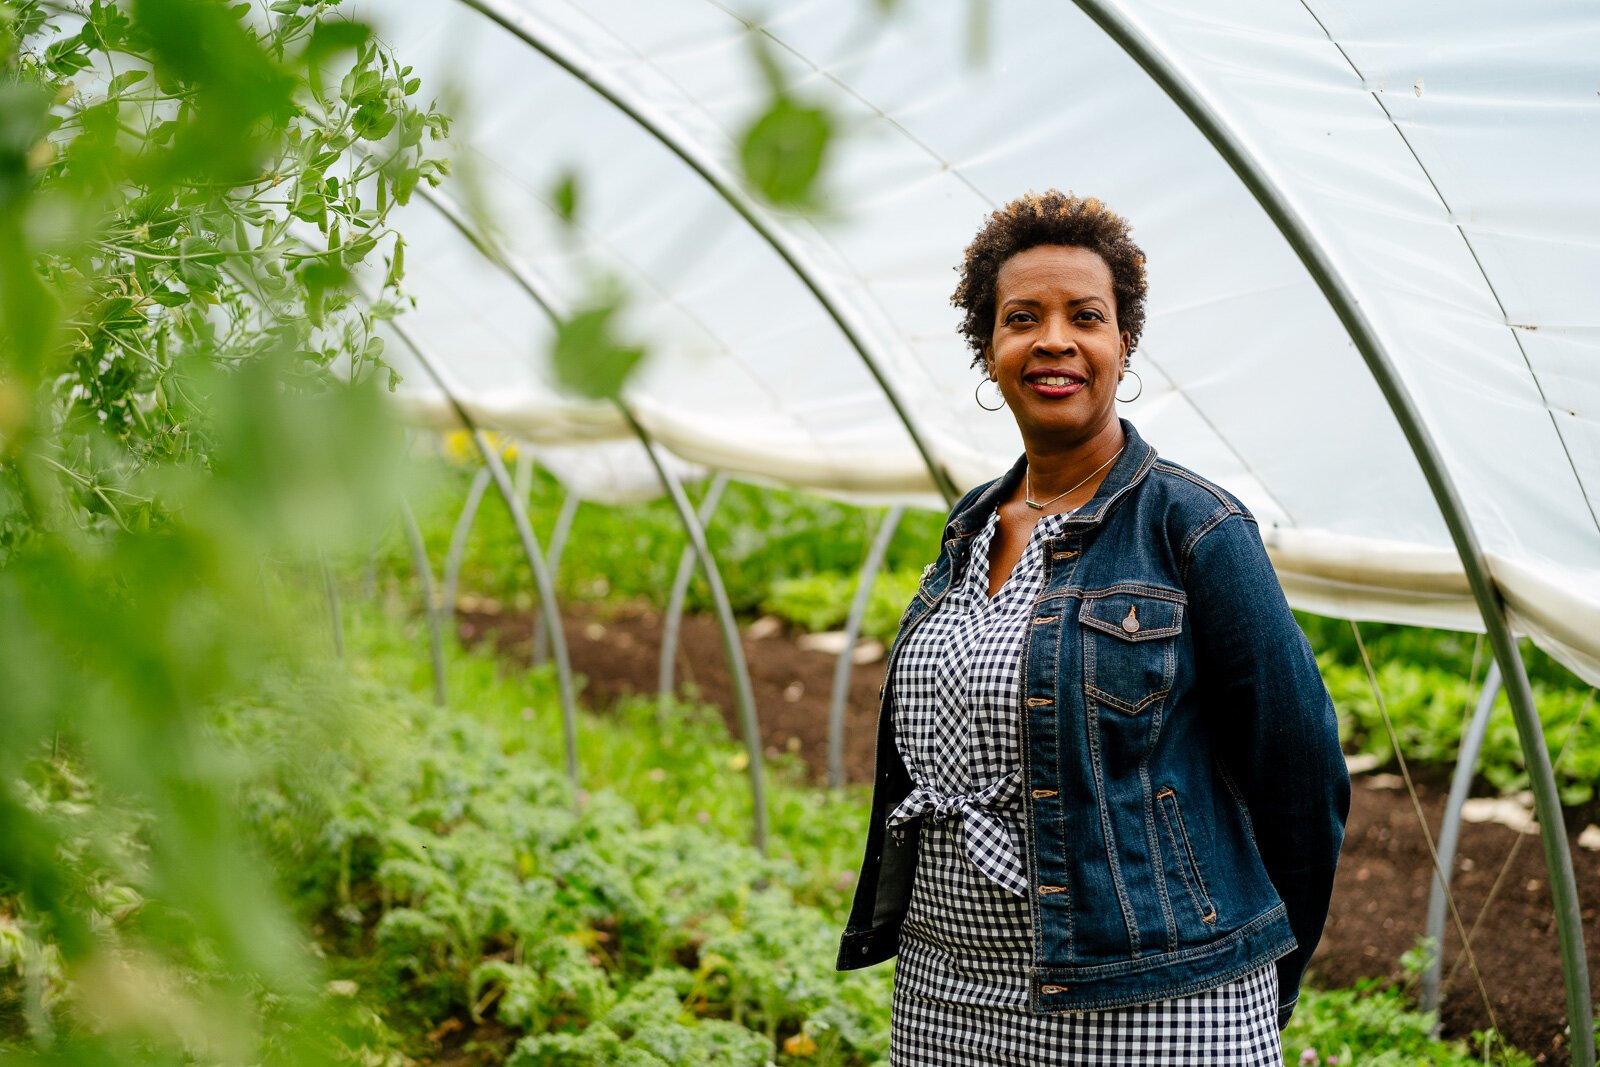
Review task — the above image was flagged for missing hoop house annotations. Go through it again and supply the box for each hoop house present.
[353,1,1599,1059]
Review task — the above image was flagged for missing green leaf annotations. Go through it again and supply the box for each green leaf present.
[392,166,418,206]
[305,18,369,56]
[551,169,580,226]
[178,236,223,292]
[107,70,149,96]
[340,234,376,265]
[737,96,833,209]
[352,102,396,141]
[149,289,190,307]
[291,190,327,225]
[98,296,146,330]
[550,295,647,402]
[383,236,404,288]
[43,39,91,75]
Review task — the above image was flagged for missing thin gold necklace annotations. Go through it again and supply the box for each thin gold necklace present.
[1024,447,1124,511]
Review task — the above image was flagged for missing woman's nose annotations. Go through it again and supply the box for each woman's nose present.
[1033,315,1074,354]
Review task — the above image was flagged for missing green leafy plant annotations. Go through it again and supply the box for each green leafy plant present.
[0,1,443,1061]
[1,0,450,550]
[1283,980,1534,1067]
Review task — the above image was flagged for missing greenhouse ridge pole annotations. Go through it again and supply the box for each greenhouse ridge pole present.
[450,0,960,507]
[1068,4,1593,1059]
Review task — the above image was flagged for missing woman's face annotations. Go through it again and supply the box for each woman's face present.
[985,243,1130,454]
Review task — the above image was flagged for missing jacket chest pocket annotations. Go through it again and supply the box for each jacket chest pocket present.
[1078,587,1185,715]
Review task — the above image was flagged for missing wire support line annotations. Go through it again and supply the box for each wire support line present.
[1350,621,1499,1039]
[1135,346,1296,527]
[1441,686,1598,1000]
[451,0,960,506]
[1420,659,1501,1021]
[319,551,344,661]
[1295,0,1600,539]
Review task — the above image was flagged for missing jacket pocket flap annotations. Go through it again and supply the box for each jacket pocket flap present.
[1079,588,1185,641]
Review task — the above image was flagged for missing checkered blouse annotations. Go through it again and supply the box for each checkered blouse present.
[887,508,1281,1066]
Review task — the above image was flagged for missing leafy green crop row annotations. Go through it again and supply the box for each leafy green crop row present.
[2,588,1546,1066]
[233,653,893,1064]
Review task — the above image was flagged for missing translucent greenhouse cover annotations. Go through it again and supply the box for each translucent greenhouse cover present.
[364,0,1600,685]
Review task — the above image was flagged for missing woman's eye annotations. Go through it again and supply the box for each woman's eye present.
[1006,311,1034,324]
[1077,309,1105,322]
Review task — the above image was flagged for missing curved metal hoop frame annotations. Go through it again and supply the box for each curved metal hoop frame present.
[383,317,583,794]
[1116,368,1143,404]
[451,0,958,505]
[408,185,770,854]
[1069,4,1593,1060]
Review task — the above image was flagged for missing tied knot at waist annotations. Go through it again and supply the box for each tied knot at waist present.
[886,771,1027,897]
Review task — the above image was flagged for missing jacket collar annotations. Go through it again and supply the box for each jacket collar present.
[947,419,1157,539]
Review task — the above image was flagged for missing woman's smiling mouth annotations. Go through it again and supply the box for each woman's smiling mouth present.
[1024,370,1087,398]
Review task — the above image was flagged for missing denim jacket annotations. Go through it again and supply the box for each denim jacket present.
[837,421,1349,1029]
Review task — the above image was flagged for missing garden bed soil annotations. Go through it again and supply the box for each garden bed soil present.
[458,600,1600,1065]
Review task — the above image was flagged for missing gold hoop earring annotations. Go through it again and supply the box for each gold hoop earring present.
[1116,369,1143,404]
[975,378,1005,411]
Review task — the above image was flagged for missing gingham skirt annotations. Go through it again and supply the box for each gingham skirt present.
[887,509,1281,1066]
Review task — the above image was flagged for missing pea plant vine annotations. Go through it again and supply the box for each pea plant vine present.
[0,0,448,551]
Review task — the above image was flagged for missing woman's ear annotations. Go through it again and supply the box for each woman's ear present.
[983,344,996,381]
[1120,332,1132,365]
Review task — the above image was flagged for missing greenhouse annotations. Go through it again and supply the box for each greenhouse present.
[1,0,1596,1065]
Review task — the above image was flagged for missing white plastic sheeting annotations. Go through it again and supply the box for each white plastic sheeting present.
[364,0,1600,683]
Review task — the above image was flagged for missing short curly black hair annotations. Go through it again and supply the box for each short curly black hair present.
[952,190,1148,370]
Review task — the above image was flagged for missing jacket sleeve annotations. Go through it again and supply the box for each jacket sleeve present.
[1182,511,1350,1030]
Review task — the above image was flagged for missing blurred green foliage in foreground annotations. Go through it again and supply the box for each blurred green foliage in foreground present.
[0,0,445,1059]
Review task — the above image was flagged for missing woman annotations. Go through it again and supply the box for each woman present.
[837,191,1350,1066]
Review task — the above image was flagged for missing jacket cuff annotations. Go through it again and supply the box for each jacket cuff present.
[1276,994,1299,1031]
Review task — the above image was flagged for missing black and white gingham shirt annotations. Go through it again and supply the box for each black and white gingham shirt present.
[887,508,1280,1065]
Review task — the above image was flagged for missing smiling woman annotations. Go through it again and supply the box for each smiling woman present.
[837,191,1351,1066]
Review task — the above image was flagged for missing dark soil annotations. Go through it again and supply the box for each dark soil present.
[457,600,1600,1065]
